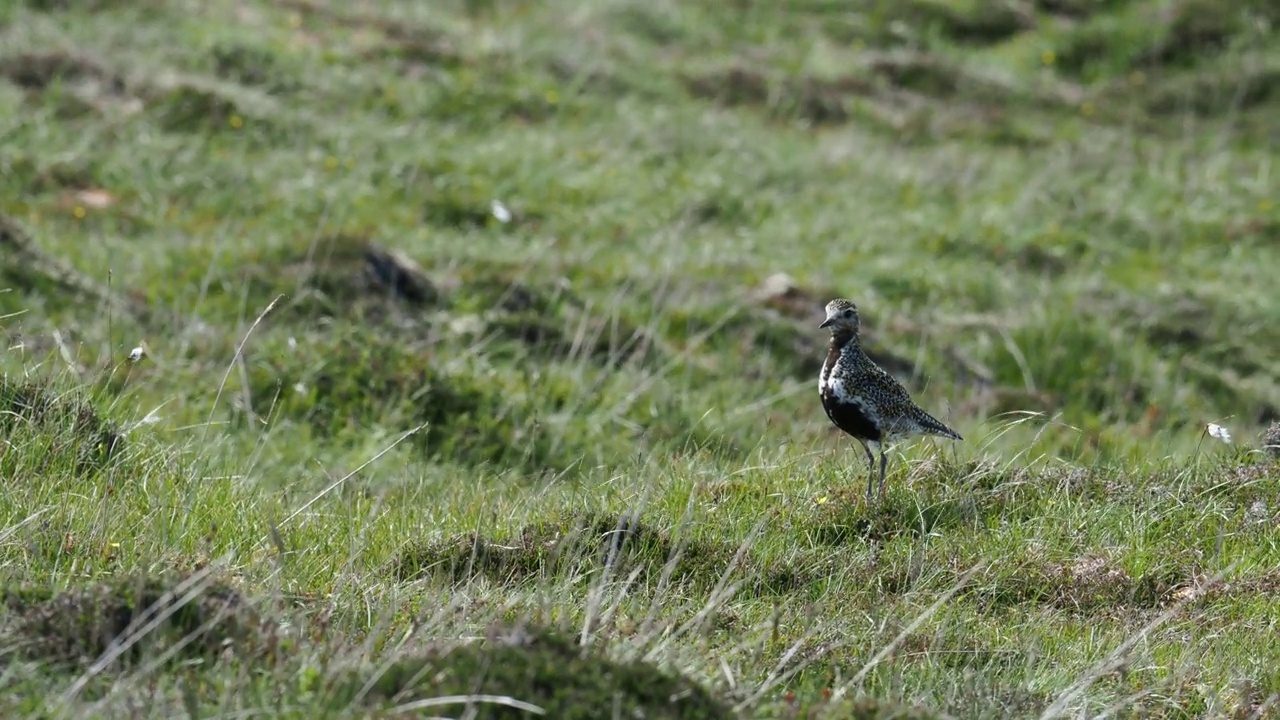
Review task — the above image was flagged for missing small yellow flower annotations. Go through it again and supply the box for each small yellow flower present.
[544,88,559,105]
[229,115,244,129]
[816,496,829,505]
[1260,199,1274,212]
[72,205,86,219]
[324,155,338,171]
[1041,50,1056,66]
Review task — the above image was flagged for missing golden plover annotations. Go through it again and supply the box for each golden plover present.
[818,298,962,500]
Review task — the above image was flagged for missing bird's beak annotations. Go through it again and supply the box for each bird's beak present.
[818,317,834,329]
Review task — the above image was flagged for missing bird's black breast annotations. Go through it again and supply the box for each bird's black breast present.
[820,342,882,443]
[821,389,883,443]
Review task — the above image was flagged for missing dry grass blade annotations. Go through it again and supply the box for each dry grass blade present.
[387,694,546,715]
[202,294,282,445]
[271,423,424,533]
[832,563,983,702]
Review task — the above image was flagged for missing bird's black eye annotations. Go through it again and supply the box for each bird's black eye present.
[843,309,854,318]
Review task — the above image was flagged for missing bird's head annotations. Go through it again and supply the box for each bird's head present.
[819,298,860,334]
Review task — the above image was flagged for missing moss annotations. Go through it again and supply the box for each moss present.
[3,574,263,671]
[331,622,731,719]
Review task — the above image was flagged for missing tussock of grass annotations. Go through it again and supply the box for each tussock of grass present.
[966,552,1183,612]
[3,573,261,670]
[247,328,586,473]
[395,511,811,597]
[0,51,123,93]
[0,377,122,475]
[332,622,733,719]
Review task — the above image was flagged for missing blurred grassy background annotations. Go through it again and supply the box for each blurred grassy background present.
[1,0,1278,717]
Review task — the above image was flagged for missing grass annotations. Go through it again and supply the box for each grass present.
[1,0,1278,716]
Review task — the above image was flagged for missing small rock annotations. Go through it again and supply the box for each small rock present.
[1261,422,1280,459]
[756,272,800,301]
[364,244,438,305]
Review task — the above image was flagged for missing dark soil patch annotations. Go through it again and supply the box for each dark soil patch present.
[878,0,1033,46]
[0,51,125,93]
[268,235,443,319]
[278,0,466,69]
[2,573,263,671]
[1032,0,1124,18]
[395,511,810,598]
[0,377,123,475]
[334,621,732,719]
[209,42,301,94]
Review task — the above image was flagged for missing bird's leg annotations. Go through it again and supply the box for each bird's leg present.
[860,441,875,502]
[877,447,889,498]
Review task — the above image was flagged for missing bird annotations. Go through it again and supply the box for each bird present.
[818,298,962,501]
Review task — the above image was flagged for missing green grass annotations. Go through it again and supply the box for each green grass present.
[1,0,1279,716]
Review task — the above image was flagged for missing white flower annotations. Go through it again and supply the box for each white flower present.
[1206,423,1232,444]
[128,346,145,362]
[490,199,512,223]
